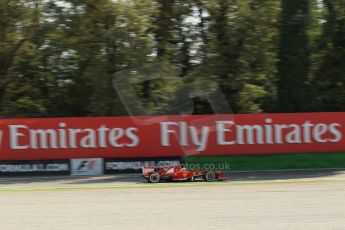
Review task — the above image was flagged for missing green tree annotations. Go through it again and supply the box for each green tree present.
[276,0,311,112]
[312,0,345,111]
[0,0,48,117]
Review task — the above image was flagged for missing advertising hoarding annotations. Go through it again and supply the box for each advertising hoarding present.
[0,160,70,176]
[0,113,344,160]
[104,157,180,174]
[71,158,103,176]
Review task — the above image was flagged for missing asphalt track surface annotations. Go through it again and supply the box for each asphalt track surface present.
[1,170,345,230]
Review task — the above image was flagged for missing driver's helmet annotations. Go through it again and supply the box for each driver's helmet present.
[177,164,186,171]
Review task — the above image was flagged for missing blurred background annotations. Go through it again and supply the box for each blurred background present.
[0,0,344,118]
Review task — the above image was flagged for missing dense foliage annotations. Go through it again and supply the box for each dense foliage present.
[0,0,344,117]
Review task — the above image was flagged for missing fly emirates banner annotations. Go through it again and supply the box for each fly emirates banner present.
[0,113,344,160]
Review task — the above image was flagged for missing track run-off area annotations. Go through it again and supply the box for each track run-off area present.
[1,170,345,230]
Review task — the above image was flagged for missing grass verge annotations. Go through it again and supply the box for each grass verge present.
[182,152,345,171]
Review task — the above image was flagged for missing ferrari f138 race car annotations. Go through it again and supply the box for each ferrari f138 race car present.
[143,165,227,183]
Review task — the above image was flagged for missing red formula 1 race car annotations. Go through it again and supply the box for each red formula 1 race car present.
[143,165,227,183]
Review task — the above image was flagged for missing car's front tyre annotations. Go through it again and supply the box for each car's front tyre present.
[148,172,160,183]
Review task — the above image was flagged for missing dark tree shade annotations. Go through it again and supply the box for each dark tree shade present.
[276,0,311,112]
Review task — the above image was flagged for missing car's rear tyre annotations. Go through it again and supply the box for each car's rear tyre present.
[204,171,216,182]
[148,172,160,183]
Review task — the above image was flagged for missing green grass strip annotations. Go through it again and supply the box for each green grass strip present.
[182,152,345,171]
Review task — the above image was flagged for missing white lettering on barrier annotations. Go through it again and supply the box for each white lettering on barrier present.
[0,164,69,172]
[8,124,139,150]
[160,122,210,151]
[160,120,343,148]
[2,119,344,152]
